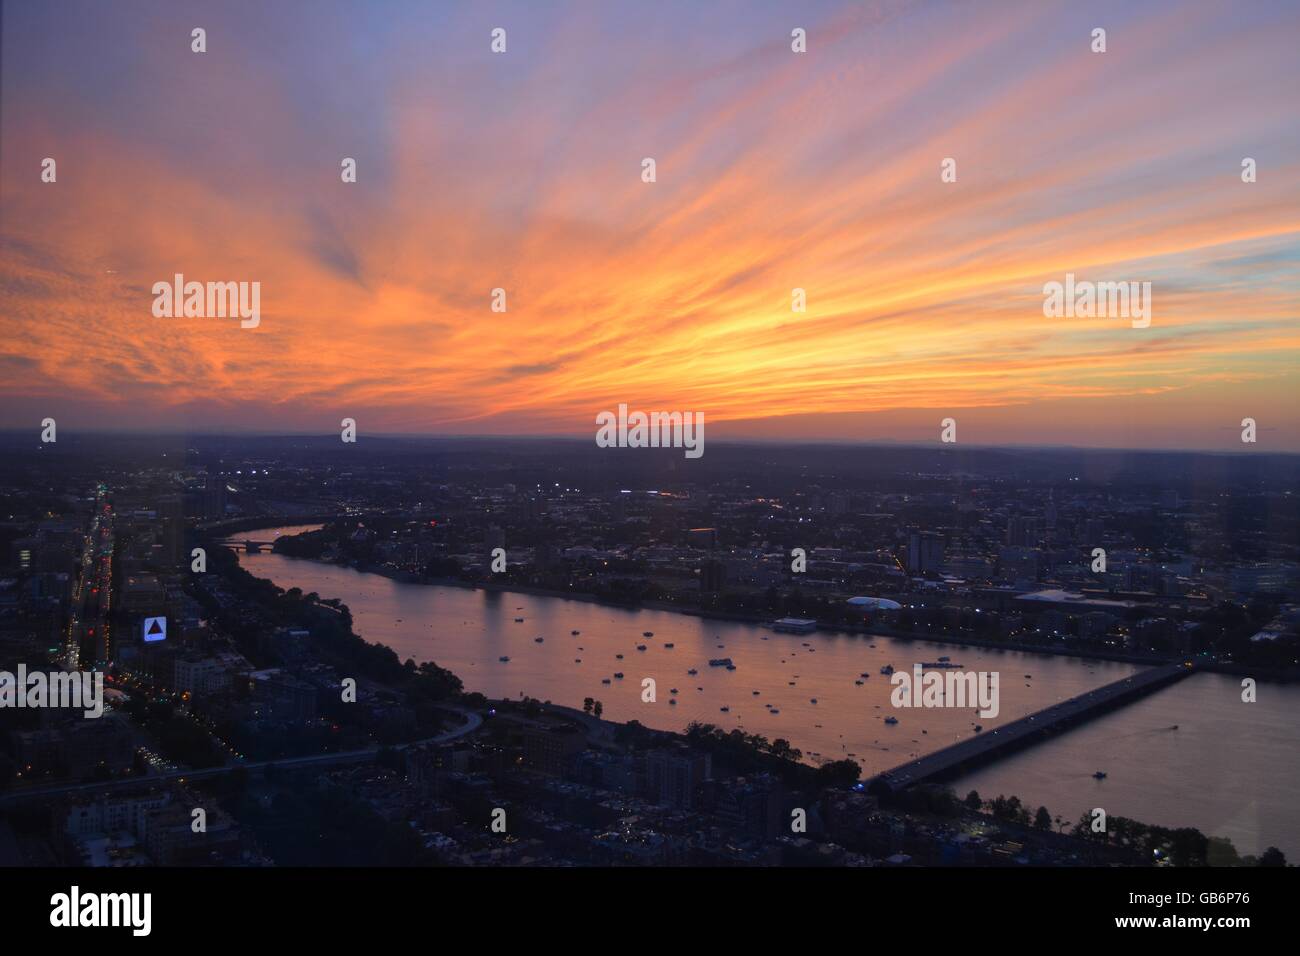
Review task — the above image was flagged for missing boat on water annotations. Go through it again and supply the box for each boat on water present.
[920,661,963,669]
[938,656,950,662]
[534,637,544,643]
[884,716,899,725]
[855,680,864,686]
[571,630,580,635]
[769,708,780,714]
[514,618,524,623]
[810,698,818,704]
[498,656,510,662]
[974,724,983,732]
[1093,771,1107,780]
[670,688,678,694]
[643,631,654,637]
[669,699,676,705]
[616,654,624,659]
[880,664,894,675]
[663,643,674,648]
[687,668,698,675]
[708,658,734,667]
[636,644,647,651]
[772,617,818,634]
[602,678,611,684]
[720,706,730,713]
[613,672,624,679]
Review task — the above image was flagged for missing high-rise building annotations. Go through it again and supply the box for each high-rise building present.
[998,546,1039,585]
[907,532,945,574]
[699,559,726,593]
[202,478,227,521]
[1006,516,1038,547]
[520,724,585,776]
[1082,518,1105,546]
[826,491,851,516]
[687,527,718,549]
[645,748,711,810]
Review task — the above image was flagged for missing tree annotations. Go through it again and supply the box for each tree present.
[376,747,404,773]
[592,700,603,719]
[1034,806,1052,830]
[1259,846,1287,867]
[770,738,796,760]
[582,697,594,715]
[1168,827,1209,867]
[409,660,462,701]
[964,789,982,811]
[814,759,861,788]
[990,794,1027,824]
[1071,811,1095,840]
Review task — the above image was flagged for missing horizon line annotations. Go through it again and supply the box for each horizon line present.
[5,429,1298,458]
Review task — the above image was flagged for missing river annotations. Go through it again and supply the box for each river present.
[235,524,1299,858]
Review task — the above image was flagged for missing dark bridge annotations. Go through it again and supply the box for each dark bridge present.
[870,661,1196,793]
[214,538,278,552]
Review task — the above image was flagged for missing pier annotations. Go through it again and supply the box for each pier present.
[871,661,1196,793]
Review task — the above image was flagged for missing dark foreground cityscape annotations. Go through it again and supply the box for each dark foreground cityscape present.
[2,433,1295,875]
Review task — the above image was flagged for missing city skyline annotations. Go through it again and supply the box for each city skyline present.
[3,431,1296,876]
[2,0,1299,450]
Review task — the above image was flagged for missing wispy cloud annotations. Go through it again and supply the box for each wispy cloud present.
[1,0,1297,448]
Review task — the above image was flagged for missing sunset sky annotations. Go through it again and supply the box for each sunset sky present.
[2,0,1298,450]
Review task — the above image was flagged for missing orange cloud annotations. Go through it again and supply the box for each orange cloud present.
[1,0,1297,449]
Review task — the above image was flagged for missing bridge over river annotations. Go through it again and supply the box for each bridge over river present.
[870,661,1196,793]
[214,538,279,552]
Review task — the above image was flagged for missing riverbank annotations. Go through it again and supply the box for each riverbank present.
[266,546,1227,672]
[206,521,1298,679]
